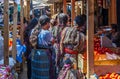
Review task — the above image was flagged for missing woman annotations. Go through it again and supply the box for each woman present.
[60,15,85,71]
[57,58,83,79]
[50,13,69,73]
[24,18,38,79]
[52,13,68,43]
[31,15,55,79]
[106,24,120,47]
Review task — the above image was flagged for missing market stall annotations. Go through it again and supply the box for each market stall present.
[0,0,26,78]
[94,35,120,75]
[0,65,13,79]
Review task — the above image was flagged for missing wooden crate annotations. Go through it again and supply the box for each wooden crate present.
[83,59,120,74]
[83,60,87,73]
[94,60,120,76]
[95,59,120,65]
[95,65,120,76]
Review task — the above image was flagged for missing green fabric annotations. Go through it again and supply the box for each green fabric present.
[17,5,21,12]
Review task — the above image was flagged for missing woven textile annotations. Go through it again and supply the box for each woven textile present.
[31,49,51,79]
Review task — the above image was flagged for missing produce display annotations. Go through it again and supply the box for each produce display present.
[99,72,120,79]
[94,37,116,54]
[0,65,13,79]
[94,37,120,61]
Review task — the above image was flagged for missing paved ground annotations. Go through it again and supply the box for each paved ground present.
[18,62,27,79]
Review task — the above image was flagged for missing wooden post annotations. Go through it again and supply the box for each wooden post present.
[71,0,75,26]
[58,2,62,13]
[53,2,57,14]
[12,2,18,60]
[27,0,30,22]
[83,0,86,14]
[23,0,27,21]
[53,3,55,15]
[76,2,79,15]
[82,0,84,14]
[4,0,9,65]
[63,0,67,14]
[87,0,94,78]
[109,0,117,25]
[20,0,24,44]
[50,5,53,17]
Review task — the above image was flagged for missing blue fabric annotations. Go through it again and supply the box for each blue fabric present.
[31,49,50,79]
[16,39,26,63]
[31,29,56,79]
[38,29,53,47]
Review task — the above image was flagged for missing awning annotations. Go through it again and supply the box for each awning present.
[33,0,52,8]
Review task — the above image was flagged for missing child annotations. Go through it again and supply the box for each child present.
[58,58,84,79]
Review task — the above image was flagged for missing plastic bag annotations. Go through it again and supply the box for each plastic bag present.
[16,39,26,63]
[0,57,16,68]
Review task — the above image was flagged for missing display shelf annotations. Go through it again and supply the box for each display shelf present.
[95,59,120,65]
[94,59,120,76]
[83,59,120,74]
[95,65,120,76]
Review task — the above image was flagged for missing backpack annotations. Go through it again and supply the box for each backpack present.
[60,27,85,54]
[29,25,40,48]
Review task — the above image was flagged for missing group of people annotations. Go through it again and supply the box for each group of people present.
[96,24,120,47]
[24,12,86,79]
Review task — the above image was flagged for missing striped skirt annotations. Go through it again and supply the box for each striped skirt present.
[31,49,53,79]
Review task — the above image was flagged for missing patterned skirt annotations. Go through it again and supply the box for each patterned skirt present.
[31,49,52,79]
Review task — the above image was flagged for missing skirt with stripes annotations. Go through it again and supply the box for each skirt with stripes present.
[31,49,53,79]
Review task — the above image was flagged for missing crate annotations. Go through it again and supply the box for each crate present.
[95,59,120,65]
[94,59,120,76]
[83,59,120,75]
[94,65,120,76]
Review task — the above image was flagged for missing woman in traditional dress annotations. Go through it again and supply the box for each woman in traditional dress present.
[30,15,55,79]
[50,13,69,74]
[24,18,38,79]
[60,15,85,72]
[57,58,83,79]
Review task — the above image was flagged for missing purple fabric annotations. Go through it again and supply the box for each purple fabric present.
[57,64,71,79]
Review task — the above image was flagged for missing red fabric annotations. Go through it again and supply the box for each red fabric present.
[64,48,78,54]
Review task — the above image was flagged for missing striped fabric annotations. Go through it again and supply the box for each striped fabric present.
[31,49,51,79]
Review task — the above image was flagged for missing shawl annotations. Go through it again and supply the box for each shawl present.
[60,27,85,54]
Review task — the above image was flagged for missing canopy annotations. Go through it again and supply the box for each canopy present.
[33,0,52,8]
[0,0,14,4]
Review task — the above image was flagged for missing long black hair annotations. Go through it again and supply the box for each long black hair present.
[74,15,84,27]
[24,18,38,41]
[39,15,50,27]
[58,13,68,26]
